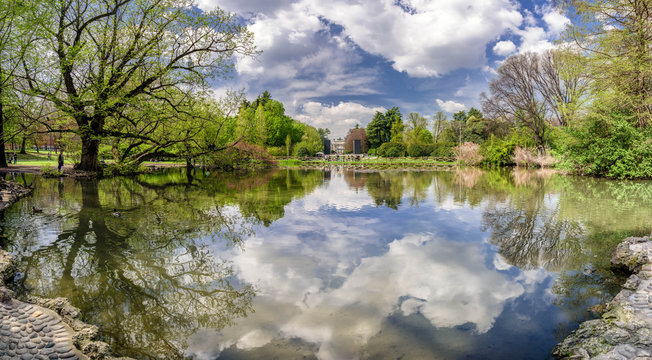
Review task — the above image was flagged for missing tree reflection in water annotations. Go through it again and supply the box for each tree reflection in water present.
[2,168,652,359]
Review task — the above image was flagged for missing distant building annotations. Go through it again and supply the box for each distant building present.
[323,139,331,155]
[331,139,345,154]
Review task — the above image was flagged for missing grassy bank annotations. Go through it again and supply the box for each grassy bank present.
[278,157,457,169]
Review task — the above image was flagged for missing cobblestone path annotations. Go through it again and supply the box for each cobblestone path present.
[0,298,87,360]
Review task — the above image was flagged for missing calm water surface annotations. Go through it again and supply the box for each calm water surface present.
[2,168,651,359]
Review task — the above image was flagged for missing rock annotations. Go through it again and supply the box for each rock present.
[611,237,652,273]
[0,250,15,282]
[0,287,14,303]
[554,236,652,359]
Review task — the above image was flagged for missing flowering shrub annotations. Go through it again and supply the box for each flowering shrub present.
[453,142,483,165]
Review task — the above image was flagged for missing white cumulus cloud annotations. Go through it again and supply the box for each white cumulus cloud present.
[493,40,517,56]
[436,99,467,113]
[187,232,525,360]
[294,101,386,138]
[304,0,523,77]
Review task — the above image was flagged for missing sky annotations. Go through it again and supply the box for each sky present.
[197,0,570,138]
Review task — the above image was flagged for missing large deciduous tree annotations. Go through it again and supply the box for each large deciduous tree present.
[559,0,651,128]
[344,127,368,154]
[537,49,589,126]
[482,53,550,154]
[0,1,35,167]
[22,0,255,171]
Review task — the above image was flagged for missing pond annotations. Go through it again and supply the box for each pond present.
[2,168,651,359]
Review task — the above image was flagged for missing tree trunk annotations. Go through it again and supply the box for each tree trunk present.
[78,135,100,171]
[0,104,7,168]
[19,137,26,154]
[0,66,6,167]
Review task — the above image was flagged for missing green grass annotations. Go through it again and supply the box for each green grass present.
[279,157,456,168]
[5,150,59,166]
[17,159,60,166]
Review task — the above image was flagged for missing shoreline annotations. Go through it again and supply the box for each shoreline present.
[553,236,652,359]
[0,162,185,177]
[0,179,133,360]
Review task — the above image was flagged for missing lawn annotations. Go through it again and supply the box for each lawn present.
[278,157,456,168]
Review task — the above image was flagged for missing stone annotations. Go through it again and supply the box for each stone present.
[555,236,652,359]
[0,287,14,303]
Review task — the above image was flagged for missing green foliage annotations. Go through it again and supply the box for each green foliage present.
[210,143,276,170]
[103,162,145,176]
[481,136,516,166]
[267,146,285,157]
[294,125,322,156]
[377,141,406,157]
[40,166,62,178]
[294,145,311,157]
[431,142,454,157]
[559,112,652,179]
[263,101,295,147]
[407,143,434,157]
[453,110,467,122]
[367,107,402,149]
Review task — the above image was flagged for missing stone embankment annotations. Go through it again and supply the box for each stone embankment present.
[554,236,652,359]
[1,250,132,360]
[0,180,32,212]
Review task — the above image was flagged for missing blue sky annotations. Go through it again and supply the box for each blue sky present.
[199,0,570,138]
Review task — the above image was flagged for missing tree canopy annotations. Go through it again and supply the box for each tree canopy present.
[20,0,256,171]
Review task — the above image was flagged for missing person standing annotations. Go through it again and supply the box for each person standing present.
[57,150,64,172]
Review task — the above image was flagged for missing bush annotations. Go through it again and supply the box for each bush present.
[294,145,311,157]
[407,143,435,157]
[513,147,534,167]
[559,113,652,179]
[267,146,286,157]
[103,161,144,176]
[377,142,406,157]
[453,142,483,165]
[431,142,454,157]
[533,154,556,168]
[210,143,277,170]
[41,166,63,178]
[481,137,515,166]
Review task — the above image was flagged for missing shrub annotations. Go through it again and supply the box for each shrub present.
[559,113,652,179]
[453,142,483,165]
[377,142,406,157]
[294,145,311,157]
[267,146,286,157]
[103,161,145,176]
[533,154,556,168]
[210,142,277,170]
[513,147,534,167]
[41,166,63,178]
[407,143,435,157]
[431,142,454,157]
[481,137,515,166]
